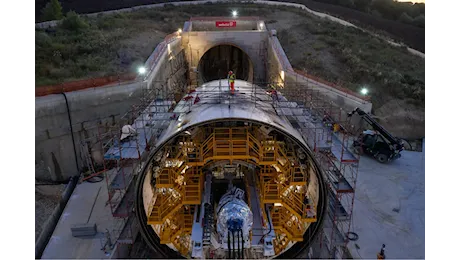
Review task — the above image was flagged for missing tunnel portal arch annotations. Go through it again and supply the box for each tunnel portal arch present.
[197,43,254,83]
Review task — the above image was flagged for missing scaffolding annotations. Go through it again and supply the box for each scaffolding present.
[277,74,360,258]
[77,77,186,252]
[78,71,359,258]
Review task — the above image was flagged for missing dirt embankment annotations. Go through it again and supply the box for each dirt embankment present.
[35,185,65,240]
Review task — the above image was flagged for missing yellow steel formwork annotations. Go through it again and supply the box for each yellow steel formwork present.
[147,126,317,254]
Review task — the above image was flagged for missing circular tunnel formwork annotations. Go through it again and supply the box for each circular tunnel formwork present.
[198,45,253,82]
[135,80,327,259]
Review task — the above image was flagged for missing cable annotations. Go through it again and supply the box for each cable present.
[232,231,236,259]
[228,230,231,259]
[86,175,104,183]
[240,229,244,259]
[61,92,80,176]
[260,206,272,243]
[237,229,240,259]
[346,232,359,241]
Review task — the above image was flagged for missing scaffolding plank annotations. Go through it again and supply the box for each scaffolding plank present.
[328,192,350,221]
[117,216,139,244]
[330,134,358,163]
[110,165,134,190]
[104,99,176,160]
[322,216,346,246]
[326,168,354,193]
[113,180,136,218]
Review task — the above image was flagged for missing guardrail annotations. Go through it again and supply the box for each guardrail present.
[35,73,137,97]
[268,31,370,103]
[292,69,371,102]
[189,16,261,21]
[143,32,181,79]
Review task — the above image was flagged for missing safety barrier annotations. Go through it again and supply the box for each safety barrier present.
[189,16,261,21]
[143,32,180,79]
[35,73,137,97]
[268,31,370,103]
[292,69,371,102]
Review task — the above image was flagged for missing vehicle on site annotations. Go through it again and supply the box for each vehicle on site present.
[348,108,404,163]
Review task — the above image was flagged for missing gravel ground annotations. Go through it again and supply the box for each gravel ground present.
[35,185,66,241]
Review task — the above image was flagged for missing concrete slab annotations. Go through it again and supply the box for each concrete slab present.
[41,181,117,259]
[347,149,425,259]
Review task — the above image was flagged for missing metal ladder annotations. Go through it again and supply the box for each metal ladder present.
[202,193,214,246]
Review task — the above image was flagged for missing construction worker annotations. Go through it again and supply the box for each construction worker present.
[377,244,385,259]
[228,70,236,95]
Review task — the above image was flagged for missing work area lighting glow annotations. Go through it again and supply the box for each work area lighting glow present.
[232,10,238,17]
[138,67,146,75]
[361,88,369,95]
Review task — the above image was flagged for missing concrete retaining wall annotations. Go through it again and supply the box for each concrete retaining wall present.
[267,34,284,84]
[35,39,186,181]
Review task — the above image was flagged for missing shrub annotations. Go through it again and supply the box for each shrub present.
[61,11,89,32]
[41,0,63,21]
[398,12,413,24]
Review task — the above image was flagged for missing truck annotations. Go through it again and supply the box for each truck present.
[348,108,404,163]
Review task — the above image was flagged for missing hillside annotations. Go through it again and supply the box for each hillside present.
[35,3,424,139]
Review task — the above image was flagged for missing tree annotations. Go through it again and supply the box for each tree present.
[412,14,425,28]
[354,0,371,12]
[398,12,413,24]
[61,11,89,32]
[41,0,63,21]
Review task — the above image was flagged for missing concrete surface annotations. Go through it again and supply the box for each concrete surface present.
[41,180,117,259]
[347,147,425,259]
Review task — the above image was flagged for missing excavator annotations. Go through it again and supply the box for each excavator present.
[348,108,404,163]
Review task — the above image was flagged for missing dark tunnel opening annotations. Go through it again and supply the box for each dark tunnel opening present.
[198,45,253,83]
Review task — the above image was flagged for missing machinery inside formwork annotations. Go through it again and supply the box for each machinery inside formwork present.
[74,17,364,259]
[136,80,327,259]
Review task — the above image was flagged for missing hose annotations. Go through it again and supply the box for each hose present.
[61,92,80,176]
[232,231,236,259]
[240,229,244,259]
[228,230,231,259]
[85,175,104,183]
[260,206,272,243]
[237,229,240,259]
[346,232,359,241]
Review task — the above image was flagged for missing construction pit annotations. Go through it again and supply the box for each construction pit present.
[36,14,424,260]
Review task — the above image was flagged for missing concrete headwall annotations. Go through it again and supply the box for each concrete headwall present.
[182,30,268,83]
[35,38,186,181]
[267,33,286,84]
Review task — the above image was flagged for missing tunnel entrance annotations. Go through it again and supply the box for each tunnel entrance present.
[198,45,253,82]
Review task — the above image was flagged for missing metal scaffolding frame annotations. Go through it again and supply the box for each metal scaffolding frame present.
[277,75,360,258]
[78,71,360,258]
[78,87,180,249]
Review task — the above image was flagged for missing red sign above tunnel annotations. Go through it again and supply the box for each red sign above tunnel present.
[215,21,237,27]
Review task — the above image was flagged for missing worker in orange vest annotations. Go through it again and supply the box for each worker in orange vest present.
[377,244,385,259]
[228,70,236,95]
